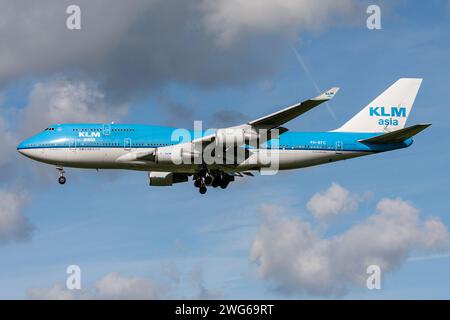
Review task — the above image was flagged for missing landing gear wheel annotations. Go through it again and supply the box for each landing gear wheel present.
[220,180,229,189]
[58,176,66,185]
[204,175,213,185]
[220,174,230,189]
[199,186,207,194]
[194,179,202,188]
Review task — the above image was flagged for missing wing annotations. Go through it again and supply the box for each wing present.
[190,87,339,147]
[248,87,339,129]
[116,150,156,163]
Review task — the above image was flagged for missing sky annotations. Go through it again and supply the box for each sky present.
[0,0,449,299]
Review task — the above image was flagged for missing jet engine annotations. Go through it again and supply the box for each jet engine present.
[154,147,200,165]
[148,171,188,186]
[215,128,259,147]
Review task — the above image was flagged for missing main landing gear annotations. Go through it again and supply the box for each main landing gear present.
[57,167,66,185]
[193,169,234,194]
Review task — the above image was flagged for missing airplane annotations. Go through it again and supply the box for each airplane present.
[17,78,429,194]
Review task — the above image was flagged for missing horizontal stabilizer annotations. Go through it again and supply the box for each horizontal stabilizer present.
[358,124,431,144]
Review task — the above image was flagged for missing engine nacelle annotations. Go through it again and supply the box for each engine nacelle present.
[148,171,188,186]
[215,128,259,147]
[154,147,200,165]
[154,148,181,164]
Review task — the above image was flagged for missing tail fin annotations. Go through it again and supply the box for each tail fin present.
[335,78,422,133]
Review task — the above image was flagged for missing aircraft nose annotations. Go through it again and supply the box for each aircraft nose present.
[17,140,29,156]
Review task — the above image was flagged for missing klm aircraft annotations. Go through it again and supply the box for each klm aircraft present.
[17,78,429,194]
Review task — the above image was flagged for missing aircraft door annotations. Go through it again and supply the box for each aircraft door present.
[69,138,77,151]
[103,124,111,136]
[335,141,343,155]
[124,138,131,151]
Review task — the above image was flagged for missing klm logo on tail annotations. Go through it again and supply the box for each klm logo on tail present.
[369,106,406,126]
[369,106,406,117]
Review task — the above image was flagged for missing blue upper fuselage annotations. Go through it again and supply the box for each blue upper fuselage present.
[16,123,412,153]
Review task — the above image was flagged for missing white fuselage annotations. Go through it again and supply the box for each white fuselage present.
[18,147,368,173]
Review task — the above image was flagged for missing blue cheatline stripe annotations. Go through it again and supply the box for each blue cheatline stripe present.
[17,145,159,150]
[17,145,375,153]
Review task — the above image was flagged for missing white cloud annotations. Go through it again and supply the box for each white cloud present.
[27,272,164,300]
[0,0,151,85]
[0,77,128,185]
[0,190,34,244]
[95,272,163,300]
[26,265,224,300]
[201,0,358,45]
[190,265,223,300]
[19,77,128,137]
[27,283,82,300]
[259,203,286,216]
[0,117,18,168]
[408,252,450,262]
[306,183,361,220]
[251,198,449,296]
[0,78,129,228]
[0,0,366,98]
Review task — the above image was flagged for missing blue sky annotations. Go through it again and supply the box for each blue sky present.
[0,0,449,299]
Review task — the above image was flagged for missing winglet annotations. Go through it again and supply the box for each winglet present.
[314,87,340,101]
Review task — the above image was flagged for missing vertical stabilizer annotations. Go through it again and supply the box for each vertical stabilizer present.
[335,78,422,133]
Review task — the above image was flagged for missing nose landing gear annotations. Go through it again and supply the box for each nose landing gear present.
[57,167,66,185]
[58,176,66,185]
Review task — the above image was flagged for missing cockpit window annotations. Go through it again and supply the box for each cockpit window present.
[43,127,55,131]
